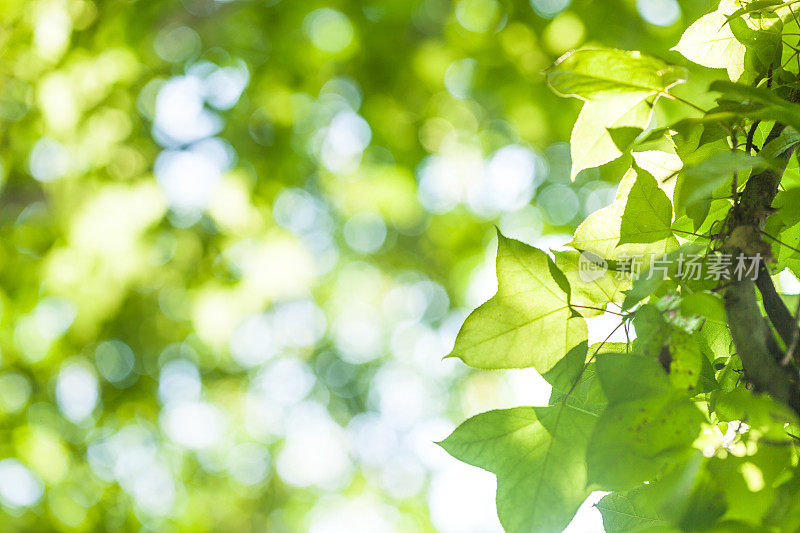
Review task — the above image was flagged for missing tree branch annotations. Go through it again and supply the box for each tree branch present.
[725,279,797,407]
[755,264,800,364]
[737,123,788,215]
[723,113,800,413]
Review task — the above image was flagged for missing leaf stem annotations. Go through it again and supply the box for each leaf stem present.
[571,305,626,317]
[761,230,800,255]
[659,92,707,115]
[745,120,760,157]
[732,133,740,201]
[672,228,713,240]
[562,319,629,402]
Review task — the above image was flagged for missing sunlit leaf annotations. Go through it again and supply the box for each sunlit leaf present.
[547,48,687,100]
[711,388,799,441]
[596,488,673,532]
[619,164,674,245]
[673,0,782,82]
[548,361,608,415]
[707,445,792,524]
[439,405,597,533]
[571,169,679,260]
[568,94,653,179]
[447,233,587,371]
[674,5,746,81]
[621,243,706,310]
[554,250,629,317]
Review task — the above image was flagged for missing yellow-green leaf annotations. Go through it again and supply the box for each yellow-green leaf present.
[447,233,587,371]
[619,164,674,245]
[439,405,596,532]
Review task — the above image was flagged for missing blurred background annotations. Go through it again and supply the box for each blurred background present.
[0,0,715,531]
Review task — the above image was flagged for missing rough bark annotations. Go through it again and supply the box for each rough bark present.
[723,118,800,413]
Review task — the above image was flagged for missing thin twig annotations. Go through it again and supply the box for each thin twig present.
[732,132,740,201]
[659,92,708,115]
[571,305,626,317]
[624,322,631,354]
[761,230,800,256]
[672,228,713,240]
[563,320,628,400]
[746,120,761,159]
[789,3,800,73]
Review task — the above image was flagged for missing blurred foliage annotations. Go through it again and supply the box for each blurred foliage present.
[0,0,716,531]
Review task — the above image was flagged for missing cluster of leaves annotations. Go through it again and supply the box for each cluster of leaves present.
[441,1,800,531]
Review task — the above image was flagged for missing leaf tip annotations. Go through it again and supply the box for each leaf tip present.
[620,293,639,312]
[435,431,459,455]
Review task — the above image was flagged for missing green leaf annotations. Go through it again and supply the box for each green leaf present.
[774,188,800,226]
[570,169,679,260]
[621,242,706,310]
[554,250,629,317]
[673,4,747,81]
[632,304,670,359]
[724,0,786,25]
[588,353,704,490]
[542,340,588,392]
[710,80,800,134]
[673,0,782,82]
[707,445,793,525]
[619,164,674,245]
[656,292,707,334]
[763,470,800,530]
[668,330,704,392]
[439,406,596,533]
[704,522,767,532]
[596,352,672,403]
[675,151,763,211]
[648,452,727,530]
[569,94,654,180]
[588,392,704,490]
[596,489,674,533]
[673,198,730,236]
[546,341,610,414]
[668,118,731,168]
[681,291,734,362]
[697,320,734,362]
[681,291,727,323]
[632,150,682,195]
[771,188,800,271]
[608,126,644,151]
[773,220,800,272]
[646,119,729,163]
[447,232,587,371]
[547,48,687,100]
[548,361,608,415]
[711,388,798,441]
[601,452,727,532]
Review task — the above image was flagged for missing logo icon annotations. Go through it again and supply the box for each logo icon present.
[578,251,608,282]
